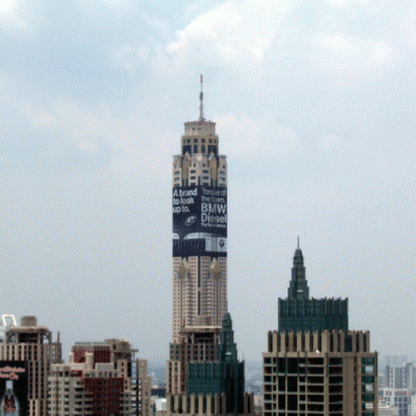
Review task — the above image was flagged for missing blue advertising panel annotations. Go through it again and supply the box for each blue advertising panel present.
[173,186,227,256]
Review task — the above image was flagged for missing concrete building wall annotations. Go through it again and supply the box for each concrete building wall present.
[167,392,254,416]
[171,118,227,340]
[138,359,152,416]
[263,330,378,416]
[48,340,152,416]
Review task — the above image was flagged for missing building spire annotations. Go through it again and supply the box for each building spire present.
[199,74,205,121]
[288,241,309,300]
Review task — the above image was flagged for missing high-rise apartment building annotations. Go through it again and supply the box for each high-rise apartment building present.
[0,315,62,416]
[264,245,378,416]
[264,330,377,416]
[381,363,416,389]
[48,339,152,416]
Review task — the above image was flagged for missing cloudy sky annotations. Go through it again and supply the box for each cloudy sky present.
[1,0,415,367]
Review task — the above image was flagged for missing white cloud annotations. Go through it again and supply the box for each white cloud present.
[325,0,350,6]
[20,103,56,129]
[217,113,300,159]
[324,0,383,12]
[18,99,175,181]
[166,0,288,71]
[318,134,342,152]
[0,0,27,30]
[310,32,395,75]
[0,0,14,13]
[76,142,100,153]
[20,101,104,135]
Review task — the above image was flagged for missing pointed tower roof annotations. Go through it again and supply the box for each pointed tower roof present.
[287,239,309,300]
[219,312,238,363]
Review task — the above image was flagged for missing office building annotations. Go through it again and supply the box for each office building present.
[264,244,378,416]
[0,314,62,416]
[47,339,151,416]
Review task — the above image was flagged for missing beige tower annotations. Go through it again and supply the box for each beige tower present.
[169,79,228,394]
[172,119,228,337]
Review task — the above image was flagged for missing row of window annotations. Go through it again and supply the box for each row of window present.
[183,138,217,144]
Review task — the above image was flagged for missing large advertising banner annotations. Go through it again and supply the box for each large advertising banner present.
[0,362,28,416]
[173,186,227,255]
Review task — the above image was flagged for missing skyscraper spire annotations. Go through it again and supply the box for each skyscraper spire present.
[288,241,309,300]
[278,241,349,333]
[199,74,205,121]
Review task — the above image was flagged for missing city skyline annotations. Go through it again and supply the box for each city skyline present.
[1,0,415,365]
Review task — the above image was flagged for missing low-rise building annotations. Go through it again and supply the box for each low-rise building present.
[379,388,414,416]
[47,339,151,416]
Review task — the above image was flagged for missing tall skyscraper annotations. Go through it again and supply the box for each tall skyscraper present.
[168,78,228,394]
[171,77,227,338]
[264,244,378,416]
[167,80,254,416]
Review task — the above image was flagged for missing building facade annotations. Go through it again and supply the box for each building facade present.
[264,330,377,416]
[168,80,228,395]
[168,314,253,416]
[278,245,348,333]
[47,339,151,416]
[378,389,413,416]
[167,80,253,416]
[264,245,378,416]
[0,315,62,416]
[381,363,416,390]
[171,82,227,338]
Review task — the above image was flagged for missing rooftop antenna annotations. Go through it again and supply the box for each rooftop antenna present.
[297,236,300,249]
[199,74,205,121]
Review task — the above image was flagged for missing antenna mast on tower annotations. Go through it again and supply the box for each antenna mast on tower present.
[199,74,205,121]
